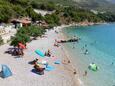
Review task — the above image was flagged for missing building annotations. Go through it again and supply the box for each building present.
[11,17,31,28]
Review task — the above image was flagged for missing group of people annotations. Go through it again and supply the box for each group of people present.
[11,43,27,57]
[33,59,46,75]
[33,49,52,75]
[45,49,51,57]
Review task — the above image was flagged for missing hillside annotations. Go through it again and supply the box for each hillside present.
[32,0,115,13]
[73,0,115,12]
[0,0,115,23]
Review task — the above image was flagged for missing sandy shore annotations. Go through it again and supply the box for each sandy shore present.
[0,26,79,86]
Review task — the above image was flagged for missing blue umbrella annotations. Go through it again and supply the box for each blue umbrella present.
[35,49,45,58]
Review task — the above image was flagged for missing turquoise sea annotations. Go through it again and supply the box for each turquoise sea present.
[62,23,115,86]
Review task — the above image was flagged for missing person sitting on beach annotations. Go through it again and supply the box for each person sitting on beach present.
[73,69,77,75]
[54,40,60,47]
[33,59,39,65]
[45,49,51,57]
[54,43,59,47]
[34,63,45,75]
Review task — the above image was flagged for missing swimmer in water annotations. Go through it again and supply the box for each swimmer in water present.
[84,49,88,55]
[83,70,87,76]
[85,44,87,47]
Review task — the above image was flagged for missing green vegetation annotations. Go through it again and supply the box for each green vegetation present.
[10,25,46,46]
[61,7,102,23]
[0,0,114,47]
[25,6,43,22]
[44,13,60,27]
[0,0,115,23]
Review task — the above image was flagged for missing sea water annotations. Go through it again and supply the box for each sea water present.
[62,23,115,86]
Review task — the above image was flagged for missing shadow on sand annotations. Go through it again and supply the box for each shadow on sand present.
[31,69,44,75]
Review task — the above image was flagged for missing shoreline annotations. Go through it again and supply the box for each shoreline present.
[56,27,82,86]
[56,23,115,86]
[53,22,107,29]
[0,22,111,86]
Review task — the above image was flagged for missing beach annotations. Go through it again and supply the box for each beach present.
[0,26,79,86]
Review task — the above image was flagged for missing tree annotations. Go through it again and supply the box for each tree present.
[25,6,43,22]
[45,13,60,26]
[11,34,30,47]
[10,25,46,46]
[28,25,46,37]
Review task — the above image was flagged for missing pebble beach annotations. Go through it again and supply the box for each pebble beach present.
[0,26,79,86]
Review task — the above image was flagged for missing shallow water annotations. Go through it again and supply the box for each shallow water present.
[62,23,115,86]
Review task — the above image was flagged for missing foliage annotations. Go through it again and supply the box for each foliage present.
[25,6,43,22]
[0,0,115,23]
[10,25,46,46]
[11,34,30,46]
[44,13,60,26]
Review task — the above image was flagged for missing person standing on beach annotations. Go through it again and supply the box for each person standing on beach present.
[83,70,87,76]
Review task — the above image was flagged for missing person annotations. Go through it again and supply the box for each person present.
[72,42,75,49]
[54,40,59,47]
[45,49,51,57]
[83,70,87,76]
[68,60,71,63]
[34,59,39,64]
[84,49,88,55]
[46,63,49,68]
[34,63,45,75]
[85,44,87,47]
[47,49,51,57]
[112,62,114,65]
[72,44,75,49]
[73,69,77,75]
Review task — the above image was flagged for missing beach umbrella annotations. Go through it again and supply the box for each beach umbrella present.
[18,43,26,49]
[35,49,45,58]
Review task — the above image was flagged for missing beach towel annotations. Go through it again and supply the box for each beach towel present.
[35,49,45,57]
[45,65,55,71]
[54,60,61,64]
[18,43,26,49]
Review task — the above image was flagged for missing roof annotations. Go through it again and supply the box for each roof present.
[11,18,31,24]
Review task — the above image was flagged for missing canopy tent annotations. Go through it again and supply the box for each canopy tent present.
[35,49,45,58]
[0,65,12,78]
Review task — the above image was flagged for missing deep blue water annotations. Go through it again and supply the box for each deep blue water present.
[62,24,115,86]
